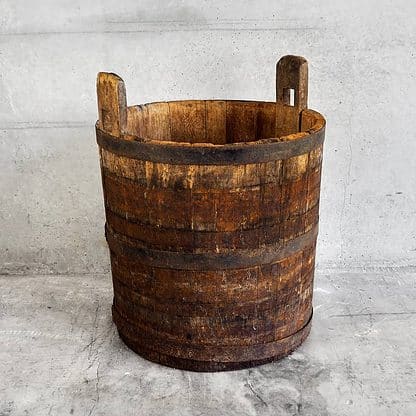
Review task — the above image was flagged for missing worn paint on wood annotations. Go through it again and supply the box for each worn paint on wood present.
[96,55,326,371]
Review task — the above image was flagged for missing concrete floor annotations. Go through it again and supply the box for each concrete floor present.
[1,270,415,416]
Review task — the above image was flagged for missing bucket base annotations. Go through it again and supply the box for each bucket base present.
[113,306,312,372]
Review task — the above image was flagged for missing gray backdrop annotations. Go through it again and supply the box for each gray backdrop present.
[1,0,415,275]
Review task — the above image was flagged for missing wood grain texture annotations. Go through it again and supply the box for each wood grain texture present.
[97,72,127,136]
[96,57,325,371]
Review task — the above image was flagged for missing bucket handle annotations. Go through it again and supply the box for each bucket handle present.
[97,72,127,136]
[96,59,308,136]
[276,55,308,112]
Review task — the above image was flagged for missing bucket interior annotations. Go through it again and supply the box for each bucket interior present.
[126,100,319,145]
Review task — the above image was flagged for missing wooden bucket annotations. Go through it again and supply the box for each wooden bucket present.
[96,55,326,371]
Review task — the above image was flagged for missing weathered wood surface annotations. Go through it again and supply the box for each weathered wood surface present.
[96,55,326,371]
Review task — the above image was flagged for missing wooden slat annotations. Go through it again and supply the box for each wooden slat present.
[256,101,277,140]
[275,55,308,137]
[147,102,170,141]
[205,100,226,144]
[169,101,206,143]
[226,101,257,143]
[126,105,145,137]
[96,72,127,136]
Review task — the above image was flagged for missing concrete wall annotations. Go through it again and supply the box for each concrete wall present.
[1,0,415,275]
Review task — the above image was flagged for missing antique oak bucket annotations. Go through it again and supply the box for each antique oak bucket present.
[96,55,325,371]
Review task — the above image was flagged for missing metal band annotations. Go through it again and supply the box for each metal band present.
[96,127,325,165]
[113,305,313,364]
[106,224,318,270]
